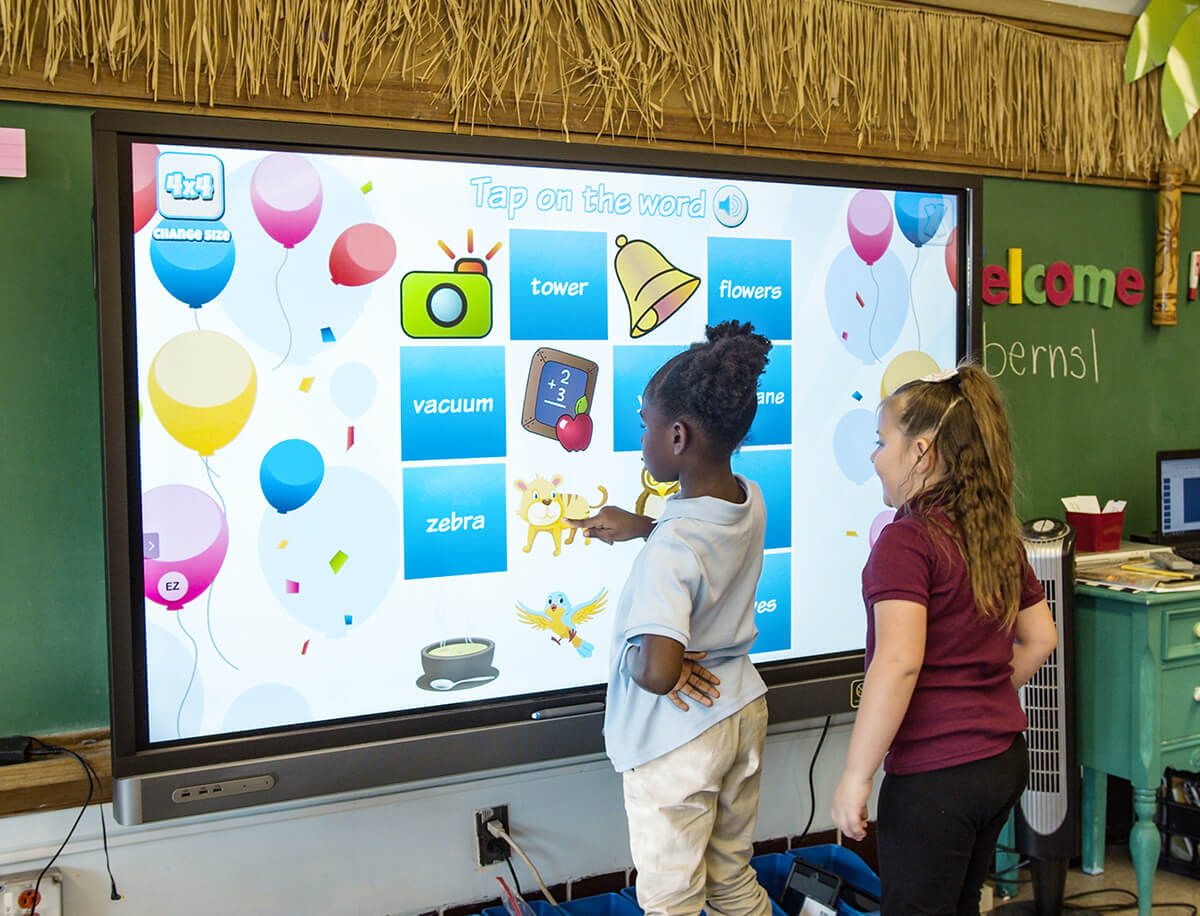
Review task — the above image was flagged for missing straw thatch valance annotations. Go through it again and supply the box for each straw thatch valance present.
[0,0,1195,185]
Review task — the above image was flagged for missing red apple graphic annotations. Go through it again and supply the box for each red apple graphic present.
[555,396,593,451]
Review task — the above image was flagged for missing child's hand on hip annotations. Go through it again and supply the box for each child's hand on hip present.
[668,651,721,711]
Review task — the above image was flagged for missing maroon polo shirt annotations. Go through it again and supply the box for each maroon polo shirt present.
[862,507,1045,775]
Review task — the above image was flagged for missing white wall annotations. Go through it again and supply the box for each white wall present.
[0,719,865,915]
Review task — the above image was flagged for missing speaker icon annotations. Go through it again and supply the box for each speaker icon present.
[613,235,701,338]
[714,185,748,228]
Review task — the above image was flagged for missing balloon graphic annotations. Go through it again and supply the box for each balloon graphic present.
[148,330,257,456]
[847,190,894,265]
[149,219,237,308]
[132,143,160,233]
[881,350,940,399]
[260,439,325,513]
[833,409,879,485]
[825,247,909,364]
[894,192,946,248]
[869,509,897,547]
[223,684,313,734]
[945,225,958,290]
[250,153,323,248]
[329,223,396,286]
[143,485,229,611]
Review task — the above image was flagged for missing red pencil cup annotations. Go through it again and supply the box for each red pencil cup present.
[1065,510,1125,552]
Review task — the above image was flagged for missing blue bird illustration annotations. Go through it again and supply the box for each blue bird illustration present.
[515,588,607,658]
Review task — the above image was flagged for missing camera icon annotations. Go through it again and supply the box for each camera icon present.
[401,258,493,339]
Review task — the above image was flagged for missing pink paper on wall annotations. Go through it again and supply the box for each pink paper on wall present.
[0,128,26,178]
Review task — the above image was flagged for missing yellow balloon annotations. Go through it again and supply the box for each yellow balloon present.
[148,330,256,456]
[880,350,940,400]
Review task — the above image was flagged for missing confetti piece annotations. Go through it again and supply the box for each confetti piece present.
[299,377,315,392]
[360,181,373,194]
[301,639,310,655]
[846,531,859,537]
[437,240,456,259]
[852,391,863,401]
[347,425,355,450]
[330,550,349,574]
[344,614,353,626]
[320,327,336,343]
[286,579,300,594]
[855,292,865,308]
[841,331,848,340]
[277,539,288,549]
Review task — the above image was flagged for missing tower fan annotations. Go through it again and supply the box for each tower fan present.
[997,518,1081,914]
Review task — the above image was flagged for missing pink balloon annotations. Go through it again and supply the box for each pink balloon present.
[250,153,323,248]
[329,223,397,286]
[131,143,160,233]
[945,226,958,291]
[142,485,229,611]
[868,509,897,548]
[847,189,894,266]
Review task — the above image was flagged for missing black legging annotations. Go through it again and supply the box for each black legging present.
[876,734,1028,915]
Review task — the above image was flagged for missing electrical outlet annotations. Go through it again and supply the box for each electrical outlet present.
[474,804,511,866]
[0,869,63,916]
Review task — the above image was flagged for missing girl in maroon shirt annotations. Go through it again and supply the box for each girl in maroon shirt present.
[831,364,1058,915]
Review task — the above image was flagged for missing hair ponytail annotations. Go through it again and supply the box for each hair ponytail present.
[889,363,1024,630]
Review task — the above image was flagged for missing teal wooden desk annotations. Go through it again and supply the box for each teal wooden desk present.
[1075,583,1200,915]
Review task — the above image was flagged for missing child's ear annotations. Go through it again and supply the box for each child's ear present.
[672,420,689,456]
[913,436,934,471]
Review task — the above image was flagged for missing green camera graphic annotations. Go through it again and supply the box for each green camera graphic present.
[401,258,493,339]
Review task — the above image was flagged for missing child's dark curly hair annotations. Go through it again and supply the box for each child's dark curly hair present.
[645,320,772,453]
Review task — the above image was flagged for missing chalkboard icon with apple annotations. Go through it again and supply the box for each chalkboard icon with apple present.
[521,346,599,452]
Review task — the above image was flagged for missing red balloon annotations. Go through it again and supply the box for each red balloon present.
[329,223,396,286]
[945,226,958,291]
[131,143,160,233]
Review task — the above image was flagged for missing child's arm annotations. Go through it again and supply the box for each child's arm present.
[566,506,654,543]
[831,599,926,842]
[1010,598,1057,688]
[626,634,685,695]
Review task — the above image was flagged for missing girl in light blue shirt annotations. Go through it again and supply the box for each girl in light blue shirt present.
[571,320,773,916]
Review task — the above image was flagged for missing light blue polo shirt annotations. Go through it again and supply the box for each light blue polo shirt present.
[604,475,769,772]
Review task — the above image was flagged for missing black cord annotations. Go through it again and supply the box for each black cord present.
[798,715,832,844]
[1058,888,1197,914]
[24,738,121,909]
[506,856,523,898]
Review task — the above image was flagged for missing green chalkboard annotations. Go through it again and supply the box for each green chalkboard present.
[0,102,108,734]
[981,178,1200,537]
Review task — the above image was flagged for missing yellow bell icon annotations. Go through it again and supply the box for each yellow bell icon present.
[614,235,700,338]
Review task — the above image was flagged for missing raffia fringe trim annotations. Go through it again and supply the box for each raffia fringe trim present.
[0,0,1194,181]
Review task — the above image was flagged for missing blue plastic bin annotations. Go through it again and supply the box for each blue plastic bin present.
[750,853,793,901]
[560,892,642,916]
[785,845,881,916]
[482,901,563,916]
[619,878,787,916]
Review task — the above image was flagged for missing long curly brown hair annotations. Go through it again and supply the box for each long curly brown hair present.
[887,363,1024,631]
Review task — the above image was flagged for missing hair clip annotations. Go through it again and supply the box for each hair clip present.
[919,368,959,383]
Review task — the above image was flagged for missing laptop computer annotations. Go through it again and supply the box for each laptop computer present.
[1157,449,1200,561]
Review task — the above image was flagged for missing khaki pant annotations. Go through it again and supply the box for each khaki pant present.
[622,696,772,916]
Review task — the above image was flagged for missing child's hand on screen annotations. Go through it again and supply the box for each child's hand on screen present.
[667,652,721,711]
[567,507,653,544]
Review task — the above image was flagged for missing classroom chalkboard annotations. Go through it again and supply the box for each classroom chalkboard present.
[0,102,109,734]
[981,178,1200,537]
[1,98,1196,736]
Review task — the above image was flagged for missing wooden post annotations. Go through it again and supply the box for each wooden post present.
[1153,164,1183,326]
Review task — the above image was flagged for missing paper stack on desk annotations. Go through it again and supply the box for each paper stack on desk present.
[1061,495,1126,552]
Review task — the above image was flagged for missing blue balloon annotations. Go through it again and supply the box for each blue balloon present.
[149,219,236,308]
[260,439,324,513]
[893,192,945,248]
